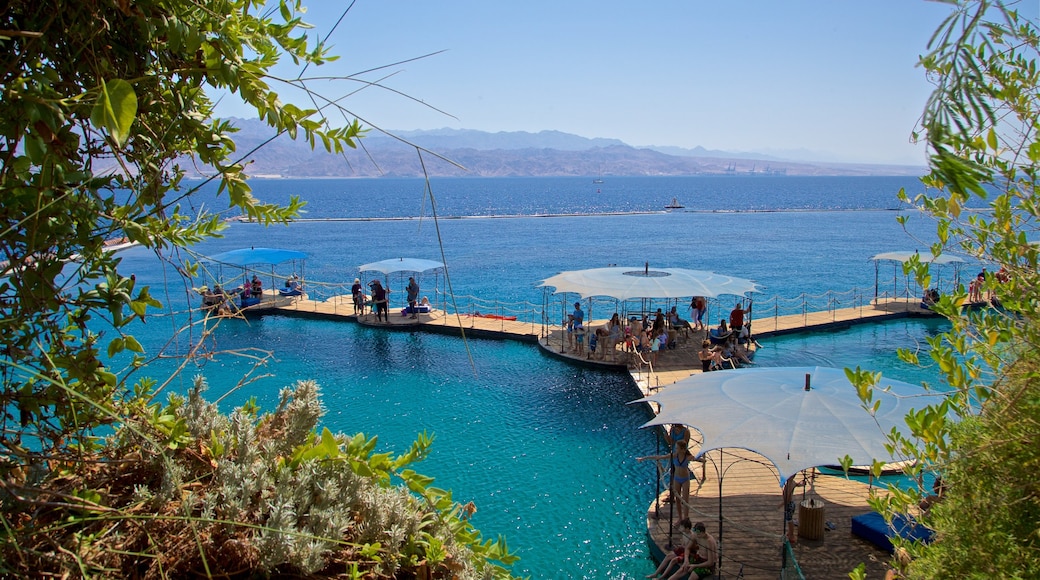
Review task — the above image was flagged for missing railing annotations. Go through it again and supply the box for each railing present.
[272,282,925,337]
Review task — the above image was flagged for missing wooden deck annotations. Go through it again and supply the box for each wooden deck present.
[646,446,894,580]
[254,293,927,579]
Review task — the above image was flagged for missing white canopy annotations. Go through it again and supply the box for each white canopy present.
[870,251,965,265]
[358,258,444,275]
[633,366,950,483]
[538,266,758,300]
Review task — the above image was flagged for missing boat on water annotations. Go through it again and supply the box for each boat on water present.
[665,197,684,209]
[592,179,604,184]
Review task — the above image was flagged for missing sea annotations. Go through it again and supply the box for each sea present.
[113,175,960,579]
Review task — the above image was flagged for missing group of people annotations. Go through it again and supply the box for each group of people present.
[200,276,263,316]
[562,299,756,369]
[350,276,423,322]
[244,274,263,299]
[200,284,235,315]
[697,333,753,371]
[967,266,1009,303]
[646,519,718,580]
[282,274,303,294]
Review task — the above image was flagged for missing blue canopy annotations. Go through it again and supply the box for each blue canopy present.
[205,247,307,267]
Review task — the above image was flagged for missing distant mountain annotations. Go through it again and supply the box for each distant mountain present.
[202,118,923,178]
[377,128,628,151]
[642,144,784,161]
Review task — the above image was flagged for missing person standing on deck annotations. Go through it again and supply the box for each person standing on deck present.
[637,439,698,523]
[689,296,706,331]
[406,276,420,319]
[568,302,584,352]
[351,278,364,314]
[370,280,388,322]
[782,472,808,543]
[729,301,746,332]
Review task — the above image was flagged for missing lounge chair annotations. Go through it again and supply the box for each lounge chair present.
[850,511,934,552]
[708,329,732,345]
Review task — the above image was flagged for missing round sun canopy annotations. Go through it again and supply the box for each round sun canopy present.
[538,266,759,300]
[870,251,965,265]
[631,366,952,483]
[358,258,445,275]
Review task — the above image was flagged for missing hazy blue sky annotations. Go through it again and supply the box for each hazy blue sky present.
[213,1,1035,166]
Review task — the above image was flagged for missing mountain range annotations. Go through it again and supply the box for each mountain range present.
[214,118,924,179]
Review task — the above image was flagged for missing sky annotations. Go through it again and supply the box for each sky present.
[213,1,1037,166]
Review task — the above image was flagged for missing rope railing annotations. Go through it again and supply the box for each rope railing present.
[244,281,928,338]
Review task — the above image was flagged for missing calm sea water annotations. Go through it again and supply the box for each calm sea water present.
[115,176,955,579]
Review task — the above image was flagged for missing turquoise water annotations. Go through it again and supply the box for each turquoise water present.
[115,176,955,578]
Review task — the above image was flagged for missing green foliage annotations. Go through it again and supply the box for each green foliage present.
[0,0,363,459]
[853,2,1040,578]
[1,379,519,577]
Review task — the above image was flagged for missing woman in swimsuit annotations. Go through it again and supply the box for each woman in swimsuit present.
[638,438,698,522]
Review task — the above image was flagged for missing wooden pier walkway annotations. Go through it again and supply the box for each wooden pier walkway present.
[249,293,928,579]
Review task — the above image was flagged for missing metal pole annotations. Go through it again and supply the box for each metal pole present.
[717,449,724,576]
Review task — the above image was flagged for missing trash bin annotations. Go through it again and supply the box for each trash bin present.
[798,498,826,540]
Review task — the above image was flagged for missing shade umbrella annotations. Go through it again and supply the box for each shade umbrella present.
[537,266,758,300]
[207,247,308,267]
[358,257,445,275]
[633,366,946,483]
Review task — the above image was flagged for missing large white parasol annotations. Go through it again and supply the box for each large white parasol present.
[632,366,950,483]
[358,257,444,275]
[538,266,759,300]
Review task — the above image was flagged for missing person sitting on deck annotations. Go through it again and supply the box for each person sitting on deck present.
[698,340,724,372]
[722,335,753,366]
[201,286,220,308]
[250,274,262,298]
[667,307,692,336]
[652,308,665,336]
[646,519,695,579]
[667,522,717,580]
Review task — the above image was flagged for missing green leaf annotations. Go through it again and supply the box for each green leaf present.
[90,79,138,147]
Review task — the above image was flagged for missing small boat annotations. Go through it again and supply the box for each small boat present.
[592,179,604,184]
[665,197,684,209]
